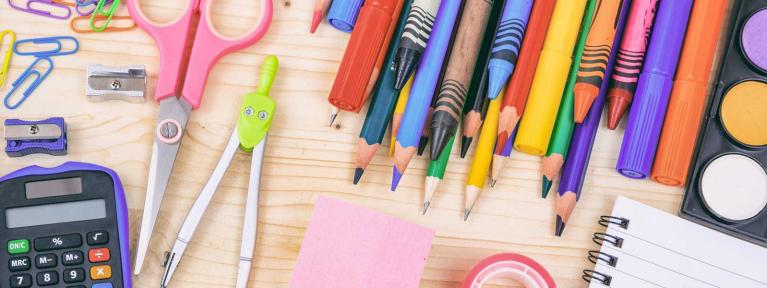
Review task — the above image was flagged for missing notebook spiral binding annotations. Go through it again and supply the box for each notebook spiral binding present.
[582,216,632,286]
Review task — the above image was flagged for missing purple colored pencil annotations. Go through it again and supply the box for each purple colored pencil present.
[616,0,693,179]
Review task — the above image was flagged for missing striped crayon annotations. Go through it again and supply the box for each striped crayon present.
[394,0,443,89]
[423,135,455,214]
[418,96,437,156]
[572,0,626,123]
[486,0,533,100]
[606,0,658,130]
[389,75,414,157]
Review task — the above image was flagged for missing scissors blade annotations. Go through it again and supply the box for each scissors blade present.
[236,135,267,288]
[134,97,192,275]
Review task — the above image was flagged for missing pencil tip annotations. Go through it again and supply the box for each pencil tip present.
[463,208,471,221]
[460,136,473,158]
[542,176,552,198]
[422,202,430,215]
[394,48,419,90]
[353,168,364,185]
[310,10,322,33]
[417,136,429,156]
[391,166,403,192]
[329,113,337,126]
[490,179,497,188]
[555,215,565,237]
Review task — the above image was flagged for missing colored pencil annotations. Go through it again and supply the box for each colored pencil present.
[423,135,454,214]
[390,75,414,157]
[540,0,597,198]
[495,0,556,163]
[557,0,630,236]
[486,0,533,100]
[651,0,728,186]
[606,0,658,130]
[392,0,465,191]
[616,0,693,179]
[465,92,503,221]
[354,0,414,184]
[418,97,436,156]
[310,0,332,33]
[490,129,516,187]
[394,0,443,89]
[430,0,495,161]
[572,0,625,123]
[514,0,588,156]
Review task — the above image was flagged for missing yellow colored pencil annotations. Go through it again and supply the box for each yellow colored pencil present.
[389,75,414,157]
[464,87,504,221]
[514,0,588,156]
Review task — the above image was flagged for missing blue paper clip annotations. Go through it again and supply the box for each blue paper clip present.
[4,57,54,110]
[8,0,72,20]
[13,36,79,57]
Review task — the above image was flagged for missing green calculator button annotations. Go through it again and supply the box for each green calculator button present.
[8,239,30,254]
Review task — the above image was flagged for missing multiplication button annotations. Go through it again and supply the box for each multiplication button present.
[34,234,82,251]
[8,256,30,272]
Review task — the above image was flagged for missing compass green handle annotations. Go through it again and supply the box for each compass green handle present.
[238,55,278,151]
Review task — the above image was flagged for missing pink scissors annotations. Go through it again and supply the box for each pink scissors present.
[126,0,273,275]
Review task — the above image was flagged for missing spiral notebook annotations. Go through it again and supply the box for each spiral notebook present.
[583,196,767,287]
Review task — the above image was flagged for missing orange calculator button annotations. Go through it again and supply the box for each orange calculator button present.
[88,248,110,263]
[90,265,112,280]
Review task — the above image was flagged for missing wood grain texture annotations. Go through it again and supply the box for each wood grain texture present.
[0,0,733,287]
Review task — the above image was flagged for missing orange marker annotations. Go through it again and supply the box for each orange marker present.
[572,0,624,123]
[311,0,332,33]
[327,0,405,124]
[650,0,728,187]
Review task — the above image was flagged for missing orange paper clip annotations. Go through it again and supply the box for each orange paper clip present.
[71,14,135,33]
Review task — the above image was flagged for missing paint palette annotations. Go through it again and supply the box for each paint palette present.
[681,0,767,246]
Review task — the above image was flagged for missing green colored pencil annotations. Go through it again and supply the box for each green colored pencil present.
[423,135,455,214]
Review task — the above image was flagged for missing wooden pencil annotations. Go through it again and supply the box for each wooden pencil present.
[465,90,503,221]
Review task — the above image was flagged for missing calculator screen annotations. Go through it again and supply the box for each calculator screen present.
[5,199,107,228]
[25,177,83,199]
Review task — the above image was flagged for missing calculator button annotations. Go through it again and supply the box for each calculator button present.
[8,256,31,272]
[91,283,113,288]
[34,234,82,251]
[86,231,109,246]
[63,268,86,283]
[88,248,110,263]
[35,253,57,268]
[62,250,85,266]
[89,265,112,280]
[9,274,31,288]
[67,286,86,288]
[36,271,58,286]
[7,239,29,254]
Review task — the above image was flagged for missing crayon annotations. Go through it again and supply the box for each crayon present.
[392,0,465,191]
[354,0,414,184]
[311,0,333,33]
[540,0,597,198]
[328,0,405,125]
[514,0,588,156]
[486,0,533,100]
[495,0,556,162]
[423,135,454,214]
[394,0,443,89]
[606,0,658,130]
[327,0,365,32]
[651,0,728,186]
[572,0,625,123]
[430,0,495,161]
[465,92,504,221]
[460,0,506,158]
[557,0,630,236]
[390,75,414,157]
[616,0,693,179]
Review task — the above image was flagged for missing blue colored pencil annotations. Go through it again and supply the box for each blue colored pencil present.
[486,0,534,100]
[391,0,466,191]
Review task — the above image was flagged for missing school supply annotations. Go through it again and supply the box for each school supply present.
[681,0,767,246]
[389,75,414,157]
[462,253,557,288]
[486,0,533,101]
[4,57,53,110]
[541,0,596,198]
[423,134,453,214]
[465,93,503,221]
[490,129,515,187]
[90,0,120,32]
[617,0,693,179]
[327,0,364,32]
[651,0,728,187]
[557,0,629,236]
[394,0,442,89]
[0,162,132,288]
[74,0,100,16]
[327,0,405,125]
[72,15,135,33]
[572,0,625,123]
[583,196,767,287]
[161,56,278,288]
[606,0,658,130]
[125,0,273,274]
[0,30,16,88]
[391,0,464,191]
[311,0,332,33]
[354,0,413,184]
[4,117,67,157]
[514,0,587,156]
[8,0,72,19]
[86,64,146,103]
[290,196,435,288]
[13,36,79,57]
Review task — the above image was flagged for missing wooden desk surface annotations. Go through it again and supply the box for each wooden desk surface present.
[0,1,733,287]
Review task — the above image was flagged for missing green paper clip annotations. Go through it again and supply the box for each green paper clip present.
[238,55,278,151]
[90,0,120,32]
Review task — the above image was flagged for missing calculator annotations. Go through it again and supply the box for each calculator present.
[0,162,131,288]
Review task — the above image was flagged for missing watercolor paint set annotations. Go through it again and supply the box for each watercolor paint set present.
[681,0,767,246]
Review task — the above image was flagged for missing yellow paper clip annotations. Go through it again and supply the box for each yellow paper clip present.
[90,0,121,32]
[0,30,16,88]
[72,14,135,33]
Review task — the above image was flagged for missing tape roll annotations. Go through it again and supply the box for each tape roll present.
[462,253,557,288]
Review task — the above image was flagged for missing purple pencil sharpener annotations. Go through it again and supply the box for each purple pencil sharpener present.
[4,117,67,157]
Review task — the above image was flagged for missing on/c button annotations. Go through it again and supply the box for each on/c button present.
[90,265,112,280]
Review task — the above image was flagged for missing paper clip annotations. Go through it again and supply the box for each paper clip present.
[72,14,134,33]
[4,57,54,110]
[51,0,74,6]
[90,0,121,32]
[14,36,80,57]
[74,0,96,15]
[8,0,72,20]
[0,30,16,88]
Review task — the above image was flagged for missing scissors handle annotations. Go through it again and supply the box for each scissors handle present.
[181,0,273,109]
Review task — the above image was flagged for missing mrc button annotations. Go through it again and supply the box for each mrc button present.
[34,234,82,251]
[9,256,31,272]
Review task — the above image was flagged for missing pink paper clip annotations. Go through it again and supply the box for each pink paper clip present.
[8,0,72,19]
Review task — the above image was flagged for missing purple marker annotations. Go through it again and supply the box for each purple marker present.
[556,0,632,237]
[616,0,693,179]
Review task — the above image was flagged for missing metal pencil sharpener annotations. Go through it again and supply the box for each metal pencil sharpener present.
[4,117,67,157]
[86,64,147,103]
